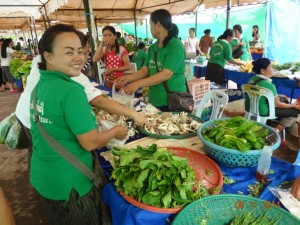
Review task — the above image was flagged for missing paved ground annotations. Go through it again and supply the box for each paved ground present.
[0,88,298,225]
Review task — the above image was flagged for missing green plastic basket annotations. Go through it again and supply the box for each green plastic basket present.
[172,194,300,225]
[197,119,281,167]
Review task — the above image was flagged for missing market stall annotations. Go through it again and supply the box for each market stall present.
[94,113,300,225]
[193,64,300,100]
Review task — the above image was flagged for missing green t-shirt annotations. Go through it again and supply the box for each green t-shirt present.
[117,37,126,46]
[144,38,186,107]
[136,49,147,70]
[208,40,233,68]
[245,75,278,116]
[30,70,98,200]
[230,37,251,61]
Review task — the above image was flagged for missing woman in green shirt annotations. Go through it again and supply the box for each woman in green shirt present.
[135,42,147,70]
[230,24,252,61]
[245,58,299,132]
[30,24,128,225]
[114,9,186,111]
[205,29,245,86]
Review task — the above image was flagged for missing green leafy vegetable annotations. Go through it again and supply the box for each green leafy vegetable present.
[111,144,213,208]
[201,117,270,151]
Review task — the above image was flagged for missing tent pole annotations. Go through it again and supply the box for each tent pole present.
[28,17,35,53]
[145,18,148,41]
[134,10,138,50]
[94,16,99,42]
[32,17,39,54]
[83,0,100,83]
[195,12,198,37]
[41,3,51,28]
[42,15,48,30]
[226,0,232,29]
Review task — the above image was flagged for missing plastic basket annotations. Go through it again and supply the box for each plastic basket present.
[197,119,281,167]
[187,79,210,109]
[172,194,300,225]
[119,147,223,214]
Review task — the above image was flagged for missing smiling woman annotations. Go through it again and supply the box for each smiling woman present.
[29,24,128,225]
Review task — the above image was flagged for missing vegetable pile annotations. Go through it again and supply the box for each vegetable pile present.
[111,144,211,208]
[201,116,270,152]
[228,209,281,225]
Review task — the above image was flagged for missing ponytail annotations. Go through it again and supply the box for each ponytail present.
[163,23,178,47]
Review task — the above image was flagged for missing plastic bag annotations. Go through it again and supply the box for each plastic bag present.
[0,113,16,144]
[99,119,128,150]
[269,184,300,219]
[5,119,28,150]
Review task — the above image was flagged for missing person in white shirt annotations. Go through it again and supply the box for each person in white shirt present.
[0,39,18,92]
[185,28,200,54]
[16,52,148,168]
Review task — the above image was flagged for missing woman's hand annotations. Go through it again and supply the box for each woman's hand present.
[113,125,128,140]
[123,82,140,95]
[291,101,299,109]
[131,112,150,127]
[292,176,300,200]
[239,42,246,47]
[114,76,131,88]
[103,68,114,76]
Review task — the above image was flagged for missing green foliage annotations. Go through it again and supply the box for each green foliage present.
[125,42,135,53]
[9,59,32,80]
[9,58,25,79]
[111,144,212,208]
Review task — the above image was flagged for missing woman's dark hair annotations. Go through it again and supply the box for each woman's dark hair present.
[76,30,89,48]
[1,39,13,58]
[150,9,176,47]
[204,29,211,35]
[102,26,120,54]
[252,58,271,74]
[233,24,242,34]
[137,42,146,49]
[217,29,233,41]
[189,28,195,33]
[252,25,259,37]
[38,24,78,70]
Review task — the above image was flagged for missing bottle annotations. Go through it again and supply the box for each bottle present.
[256,146,273,182]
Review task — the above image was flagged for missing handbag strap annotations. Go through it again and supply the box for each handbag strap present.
[32,86,100,187]
[154,50,190,95]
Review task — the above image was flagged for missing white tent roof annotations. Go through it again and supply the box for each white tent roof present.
[0,0,267,30]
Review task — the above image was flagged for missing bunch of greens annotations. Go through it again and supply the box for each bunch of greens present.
[228,209,281,225]
[247,181,267,198]
[17,60,32,77]
[111,144,211,208]
[273,62,300,74]
[9,58,25,79]
[201,116,269,151]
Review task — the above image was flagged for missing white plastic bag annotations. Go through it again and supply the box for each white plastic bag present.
[99,119,128,150]
[269,185,300,219]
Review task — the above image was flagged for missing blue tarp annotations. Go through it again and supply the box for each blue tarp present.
[264,0,300,64]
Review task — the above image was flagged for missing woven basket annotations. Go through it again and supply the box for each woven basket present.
[172,194,300,225]
[197,119,281,167]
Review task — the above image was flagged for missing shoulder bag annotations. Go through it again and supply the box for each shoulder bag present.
[232,39,244,59]
[154,51,194,113]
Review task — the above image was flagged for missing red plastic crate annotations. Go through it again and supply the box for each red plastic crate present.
[187,79,210,109]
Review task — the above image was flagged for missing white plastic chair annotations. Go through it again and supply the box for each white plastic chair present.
[196,90,229,120]
[241,84,277,124]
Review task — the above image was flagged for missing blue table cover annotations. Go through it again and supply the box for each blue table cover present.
[100,149,300,225]
[194,65,300,99]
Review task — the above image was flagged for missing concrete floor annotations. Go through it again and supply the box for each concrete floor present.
[0,88,299,225]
